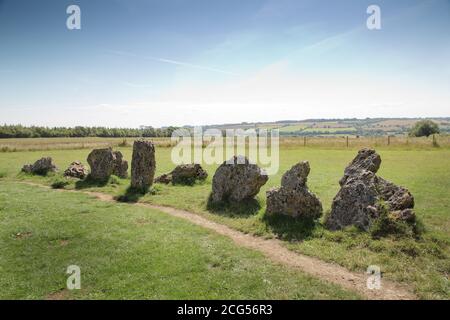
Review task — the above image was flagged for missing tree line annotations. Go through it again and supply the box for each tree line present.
[0,125,179,138]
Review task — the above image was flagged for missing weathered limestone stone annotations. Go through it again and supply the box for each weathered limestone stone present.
[131,140,156,191]
[266,161,322,219]
[211,155,268,203]
[339,148,381,186]
[21,157,57,175]
[112,151,128,178]
[21,164,33,173]
[87,148,115,181]
[64,161,88,179]
[155,164,208,185]
[154,173,172,184]
[326,148,415,231]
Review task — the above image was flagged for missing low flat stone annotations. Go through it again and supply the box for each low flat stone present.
[22,157,58,175]
[64,161,88,179]
[155,164,208,185]
[266,161,322,219]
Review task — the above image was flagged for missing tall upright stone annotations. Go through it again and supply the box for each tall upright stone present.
[131,140,156,191]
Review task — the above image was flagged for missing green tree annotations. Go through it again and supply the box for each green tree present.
[0,124,178,138]
[409,120,440,137]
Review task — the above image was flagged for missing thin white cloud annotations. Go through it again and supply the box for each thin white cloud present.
[122,81,153,89]
[155,57,239,76]
[108,50,239,76]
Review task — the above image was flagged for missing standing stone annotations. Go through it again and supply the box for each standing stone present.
[131,140,156,191]
[64,161,88,179]
[326,148,415,231]
[211,155,268,203]
[21,157,58,175]
[87,148,115,181]
[112,151,128,178]
[266,161,322,219]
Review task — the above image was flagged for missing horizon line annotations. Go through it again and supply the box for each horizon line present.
[1,116,449,130]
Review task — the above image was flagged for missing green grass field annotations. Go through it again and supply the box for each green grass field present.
[0,182,358,299]
[0,143,449,299]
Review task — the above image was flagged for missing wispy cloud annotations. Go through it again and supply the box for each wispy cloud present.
[155,57,239,76]
[122,81,153,89]
[108,50,239,76]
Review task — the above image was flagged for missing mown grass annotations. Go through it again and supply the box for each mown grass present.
[0,182,359,299]
[0,145,449,299]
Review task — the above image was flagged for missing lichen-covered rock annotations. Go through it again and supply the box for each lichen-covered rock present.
[339,148,381,186]
[389,208,415,223]
[87,148,115,181]
[131,140,156,191]
[155,164,207,185]
[172,164,207,184]
[266,161,322,219]
[326,148,415,231]
[112,151,128,178]
[154,173,172,184]
[281,161,311,189]
[376,177,415,211]
[211,155,268,203]
[87,148,129,181]
[327,171,380,230]
[21,157,57,175]
[21,164,33,173]
[64,161,88,179]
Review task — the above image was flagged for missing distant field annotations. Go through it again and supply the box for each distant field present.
[301,127,357,133]
[0,137,173,152]
[0,144,449,299]
[278,124,309,132]
[1,135,449,152]
[206,118,450,136]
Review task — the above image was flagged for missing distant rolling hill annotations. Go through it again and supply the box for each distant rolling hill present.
[197,118,450,136]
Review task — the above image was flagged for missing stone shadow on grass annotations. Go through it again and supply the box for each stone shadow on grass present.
[206,193,261,218]
[75,175,110,189]
[115,186,150,203]
[262,213,317,241]
[172,178,205,186]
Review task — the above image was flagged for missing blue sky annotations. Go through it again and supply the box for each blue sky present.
[0,0,449,127]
